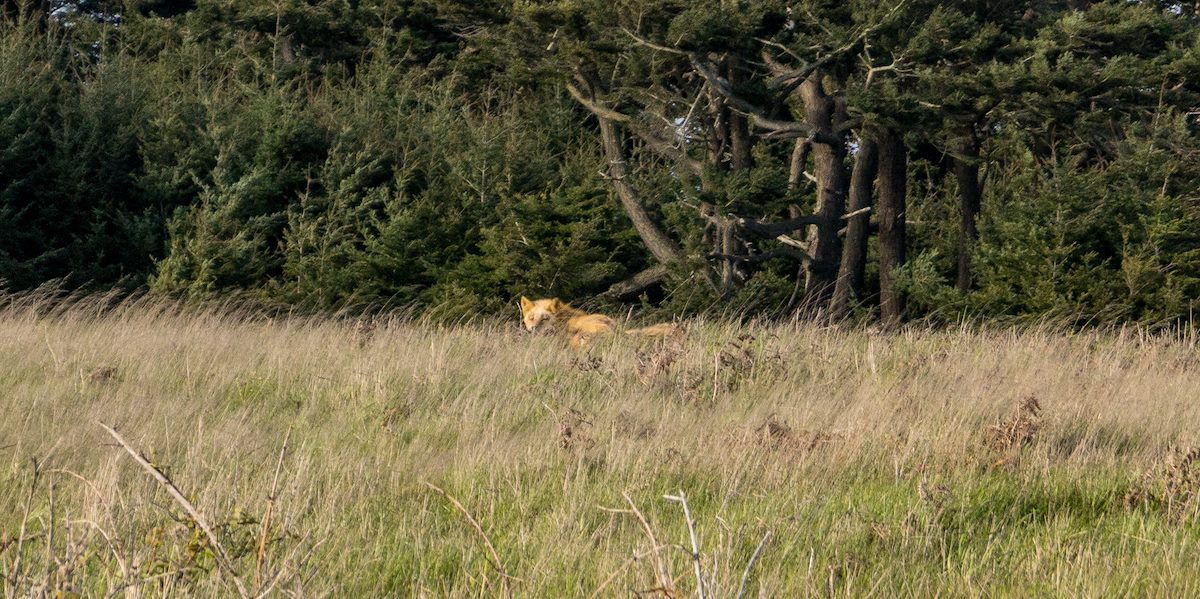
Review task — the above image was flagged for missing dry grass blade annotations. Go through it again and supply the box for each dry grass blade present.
[587,544,671,599]
[423,481,513,599]
[6,463,39,599]
[254,427,291,589]
[253,531,323,599]
[622,492,673,591]
[97,421,251,599]
[664,491,706,599]
[68,520,128,581]
[735,531,772,599]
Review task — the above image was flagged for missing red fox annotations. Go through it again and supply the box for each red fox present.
[519,297,679,348]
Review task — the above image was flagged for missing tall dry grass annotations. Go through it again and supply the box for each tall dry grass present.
[3,290,1200,597]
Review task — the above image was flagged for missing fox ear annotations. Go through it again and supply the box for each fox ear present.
[548,298,564,312]
[519,296,532,313]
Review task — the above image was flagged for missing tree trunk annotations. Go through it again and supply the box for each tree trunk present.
[830,136,878,318]
[727,57,753,171]
[597,117,684,265]
[877,129,907,326]
[952,135,982,291]
[798,75,847,312]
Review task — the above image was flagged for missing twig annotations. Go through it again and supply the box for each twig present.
[621,492,673,591]
[255,428,292,589]
[103,567,200,599]
[664,491,706,599]
[253,531,322,599]
[587,545,671,599]
[97,421,251,599]
[423,482,512,599]
[620,26,688,56]
[735,531,773,599]
[69,520,128,581]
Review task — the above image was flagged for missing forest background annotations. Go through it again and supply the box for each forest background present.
[3,0,1200,325]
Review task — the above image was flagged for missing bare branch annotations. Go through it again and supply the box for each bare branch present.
[604,264,670,299]
[98,421,251,599]
[565,82,631,124]
[664,492,706,599]
[842,206,872,220]
[774,234,809,250]
[619,26,688,56]
[622,492,673,591]
[689,58,842,146]
[254,428,291,590]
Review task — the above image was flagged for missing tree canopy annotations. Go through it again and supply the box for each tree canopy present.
[2,0,1199,324]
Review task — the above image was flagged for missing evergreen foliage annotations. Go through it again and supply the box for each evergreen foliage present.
[1,1,1199,324]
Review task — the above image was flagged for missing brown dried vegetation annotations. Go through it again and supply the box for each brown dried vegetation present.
[985,395,1042,464]
[1125,446,1200,523]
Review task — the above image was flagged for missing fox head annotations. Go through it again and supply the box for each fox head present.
[519,296,564,332]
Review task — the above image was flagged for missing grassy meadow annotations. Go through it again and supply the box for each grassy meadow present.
[3,293,1200,597]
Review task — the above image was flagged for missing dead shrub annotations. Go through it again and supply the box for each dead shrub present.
[634,338,683,386]
[570,353,605,373]
[725,415,838,453]
[86,366,118,384]
[715,333,784,393]
[985,395,1042,463]
[1125,446,1200,524]
[613,410,656,440]
[558,408,595,451]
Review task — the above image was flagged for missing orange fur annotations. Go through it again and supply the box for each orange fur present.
[519,296,678,348]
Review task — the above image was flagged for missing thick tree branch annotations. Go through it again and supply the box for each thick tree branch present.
[613,27,838,146]
[598,116,685,265]
[689,58,843,146]
[566,73,687,265]
[566,81,630,123]
[566,81,704,176]
[604,264,670,299]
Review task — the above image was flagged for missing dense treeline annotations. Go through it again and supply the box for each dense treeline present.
[1,0,1199,324]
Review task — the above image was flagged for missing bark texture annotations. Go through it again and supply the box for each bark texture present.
[877,129,907,326]
[831,136,878,318]
[953,136,982,291]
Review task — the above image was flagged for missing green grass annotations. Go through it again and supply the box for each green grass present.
[3,293,1200,597]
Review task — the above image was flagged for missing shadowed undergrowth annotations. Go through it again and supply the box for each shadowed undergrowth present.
[3,292,1200,597]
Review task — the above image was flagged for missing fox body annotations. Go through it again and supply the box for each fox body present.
[519,297,678,348]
